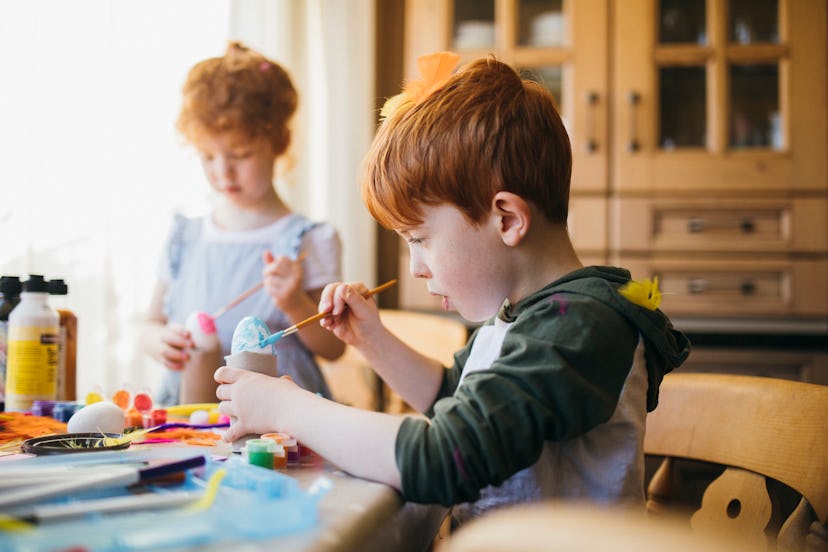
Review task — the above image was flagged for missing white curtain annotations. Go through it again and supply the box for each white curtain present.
[228,0,377,291]
[0,0,376,402]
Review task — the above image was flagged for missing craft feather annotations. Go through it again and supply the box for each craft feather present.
[618,277,662,310]
[380,51,461,120]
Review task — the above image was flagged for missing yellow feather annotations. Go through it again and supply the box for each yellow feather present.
[186,468,226,513]
[101,428,152,447]
[618,277,662,311]
[0,514,35,533]
[379,93,408,120]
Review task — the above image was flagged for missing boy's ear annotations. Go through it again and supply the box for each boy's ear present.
[492,191,531,246]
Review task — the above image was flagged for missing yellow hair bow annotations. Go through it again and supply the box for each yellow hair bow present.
[380,51,461,120]
[618,277,662,311]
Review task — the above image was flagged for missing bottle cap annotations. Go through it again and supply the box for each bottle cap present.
[247,438,277,453]
[0,276,22,296]
[133,392,153,413]
[112,389,131,410]
[47,279,69,295]
[23,274,48,293]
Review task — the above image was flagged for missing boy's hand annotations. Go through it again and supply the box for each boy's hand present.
[157,322,193,371]
[318,281,383,347]
[262,250,304,311]
[214,366,296,442]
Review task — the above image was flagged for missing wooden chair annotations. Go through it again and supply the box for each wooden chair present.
[644,373,828,551]
[318,309,467,412]
[444,502,755,552]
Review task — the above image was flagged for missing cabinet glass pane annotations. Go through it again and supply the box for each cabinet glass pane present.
[729,0,778,44]
[519,66,563,109]
[517,0,565,47]
[453,0,495,50]
[730,64,780,149]
[660,66,706,149]
[659,0,706,45]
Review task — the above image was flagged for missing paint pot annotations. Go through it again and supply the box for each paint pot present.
[281,436,300,465]
[52,401,80,423]
[125,407,143,429]
[31,400,56,418]
[261,433,288,469]
[246,438,277,469]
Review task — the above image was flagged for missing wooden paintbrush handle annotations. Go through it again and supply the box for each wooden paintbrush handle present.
[211,282,264,320]
[212,253,309,320]
[287,279,398,334]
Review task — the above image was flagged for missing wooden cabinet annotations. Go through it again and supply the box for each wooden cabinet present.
[613,0,826,195]
[610,0,828,320]
[399,0,828,324]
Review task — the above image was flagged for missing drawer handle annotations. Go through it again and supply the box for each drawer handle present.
[687,217,756,234]
[687,278,708,294]
[687,278,757,296]
[627,91,640,152]
[740,281,756,295]
[586,91,599,153]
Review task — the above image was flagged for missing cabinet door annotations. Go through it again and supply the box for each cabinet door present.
[612,0,827,193]
[403,0,609,193]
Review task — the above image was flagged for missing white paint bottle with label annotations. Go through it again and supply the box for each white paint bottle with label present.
[4,275,59,412]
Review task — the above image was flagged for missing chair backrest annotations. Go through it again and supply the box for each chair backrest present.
[444,502,755,552]
[378,309,468,367]
[644,373,828,551]
[318,309,468,412]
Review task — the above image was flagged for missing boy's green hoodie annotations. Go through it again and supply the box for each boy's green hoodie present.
[396,266,691,511]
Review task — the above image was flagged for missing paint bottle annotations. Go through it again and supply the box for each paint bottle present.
[48,279,77,401]
[0,275,23,410]
[4,275,60,412]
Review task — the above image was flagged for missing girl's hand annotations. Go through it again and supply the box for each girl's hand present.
[215,366,297,442]
[157,322,193,371]
[262,250,304,311]
[318,282,384,347]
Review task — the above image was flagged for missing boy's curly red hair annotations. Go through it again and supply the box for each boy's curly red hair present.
[363,56,572,229]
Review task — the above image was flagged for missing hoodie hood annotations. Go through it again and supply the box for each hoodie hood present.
[510,266,691,411]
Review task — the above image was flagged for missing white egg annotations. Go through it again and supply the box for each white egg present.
[231,316,273,354]
[67,401,125,434]
[186,311,221,351]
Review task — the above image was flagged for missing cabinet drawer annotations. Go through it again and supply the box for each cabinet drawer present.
[617,257,828,317]
[612,197,828,253]
[678,348,828,385]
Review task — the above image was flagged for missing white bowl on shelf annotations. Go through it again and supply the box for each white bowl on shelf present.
[454,20,495,50]
[531,11,565,47]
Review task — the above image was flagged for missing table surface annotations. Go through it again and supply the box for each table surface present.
[248,463,447,552]
[0,444,446,552]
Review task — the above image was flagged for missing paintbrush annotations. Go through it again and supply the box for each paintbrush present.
[210,282,263,320]
[210,252,309,320]
[258,279,397,347]
[0,455,206,509]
